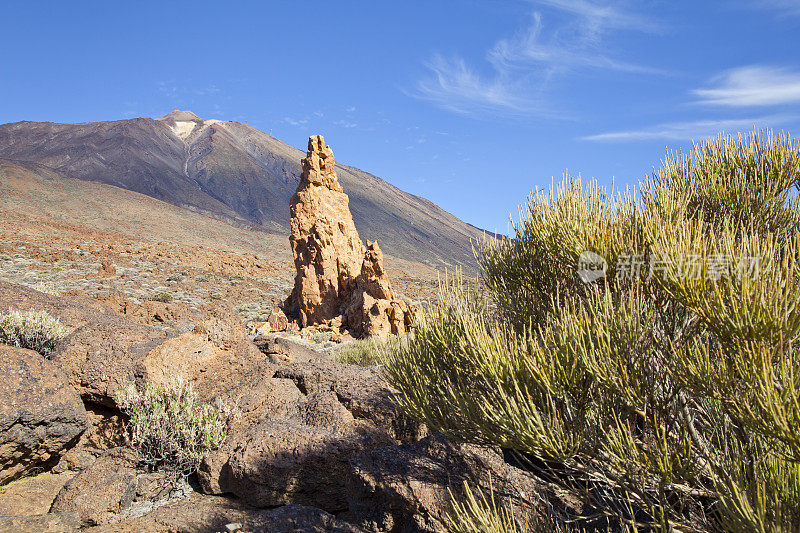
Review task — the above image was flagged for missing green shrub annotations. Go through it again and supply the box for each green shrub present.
[31,281,61,296]
[309,331,333,344]
[0,308,69,357]
[446,482,525,533]
[336,338,386,366]
[151,291,173,303]
[384,130,800,531]
[115,380,235,480]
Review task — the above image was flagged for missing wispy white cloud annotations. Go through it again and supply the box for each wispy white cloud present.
[413,55,543,116]
[334,119,358,128]
[532,0,659,31]
[693,65,800,107]
[582,114,797,142]
[411,1,660,117]
[283,117,308,127]
[488,12,663,75]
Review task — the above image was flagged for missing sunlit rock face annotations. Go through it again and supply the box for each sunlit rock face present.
[289,135,416,337]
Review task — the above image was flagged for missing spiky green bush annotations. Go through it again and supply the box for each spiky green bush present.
[384,130,800,531]
[115,381,235,480]
[0,308,69,357]
[447,482,526,533]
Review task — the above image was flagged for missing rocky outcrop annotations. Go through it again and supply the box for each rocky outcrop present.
[0,472,75,517]
[346,435,557,532]
[288,135,366,329]
[289,135,417,338]
[198,361,401,511]
[0,345,88,484]
[208,412,393,511]
[344,241,418,338]
[0,511,81,533]
[0,282,266,406]
[50,448,138,526]
[0,281,170,405]
[83,495,365,533]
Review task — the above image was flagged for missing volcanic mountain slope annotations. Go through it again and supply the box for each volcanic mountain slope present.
[0,111,486,271]
[0,159,440,305]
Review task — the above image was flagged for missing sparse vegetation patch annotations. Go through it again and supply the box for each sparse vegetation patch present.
[0,308,69,357]
[151,291,173,303]
[115,380,235,480]
[336,337,385,366]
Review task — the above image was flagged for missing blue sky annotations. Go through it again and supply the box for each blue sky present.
[2,1,800,233]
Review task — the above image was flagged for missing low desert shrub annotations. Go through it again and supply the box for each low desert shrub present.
[31,281,61,296]
[0,308,69,357]
[151,291,173,303]
[385,130,800,531]
[115,380,235,480]
[309,331,334,344]
[336,337,386,366]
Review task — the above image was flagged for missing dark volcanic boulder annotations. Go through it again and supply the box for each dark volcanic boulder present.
[50,447,138,526]
[274,359,426,442]
[0,345,87,484]
[242,504,366,532]
[83,496,365,533]
[347,434,556,532]
[0,511,81,533]
[198,343,432,513]
[200,390,394,512]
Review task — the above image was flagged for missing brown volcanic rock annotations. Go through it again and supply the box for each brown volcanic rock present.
[289,136,417,338]
[0,281,169,404]
[50,447,138,527]
[347,434,555,532]
[0,346,87,484]
[289,135,365,328]
[199,384,394,512]
[198,352,421,512]
[267,307,289,332]
[345,241,417,337]
[0,281,267,406]
[54,317,169,404]
[84,496,365,533]
[241,504,367,532]
[0,512,81,533]
[213,414,392,511]
[0,471,75,516]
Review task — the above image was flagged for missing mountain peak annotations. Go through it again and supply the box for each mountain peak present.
[158,110,203,122]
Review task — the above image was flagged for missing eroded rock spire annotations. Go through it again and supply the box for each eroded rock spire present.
[288,135,416,337]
